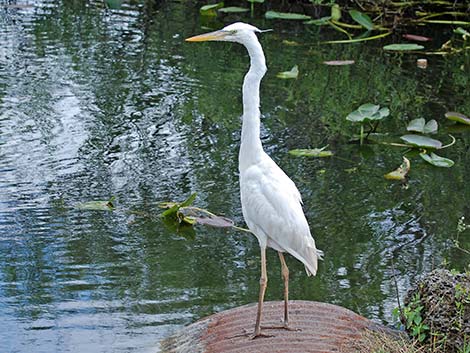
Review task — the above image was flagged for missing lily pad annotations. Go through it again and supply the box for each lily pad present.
[276,65,299,79]
[289,147,333,157]
[265,11,311,20]
[445,111,470,125]
[218,6,249,13]
[76,198,115,211]
[400,134,442,149]
[384,157,410,180]
[406,118,438,134]
[346,103,390,122]
[419,152,454,168]
[200,2,224,16]
[180,207,235,228]
[402,34,432,42]
[323,60,355,66]
[349,10,373,30]
[383,44,424,51]
[423,119,438,134]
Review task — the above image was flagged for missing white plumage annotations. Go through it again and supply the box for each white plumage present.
[186,22,322,338]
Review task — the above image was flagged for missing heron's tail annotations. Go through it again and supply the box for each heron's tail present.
[304,247,324,277]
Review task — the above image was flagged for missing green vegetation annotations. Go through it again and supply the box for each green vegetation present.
[393,293,430,343]
[391,269,470,353]
[346,103,390,145]
[198,0,469,53]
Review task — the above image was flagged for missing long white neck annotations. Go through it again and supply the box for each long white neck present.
[239,35,267,172]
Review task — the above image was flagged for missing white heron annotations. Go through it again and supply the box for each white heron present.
[186,22,322,339]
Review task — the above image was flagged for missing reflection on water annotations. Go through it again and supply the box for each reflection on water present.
[0,1,469,352]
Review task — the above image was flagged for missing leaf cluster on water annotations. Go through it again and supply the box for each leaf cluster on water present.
[160,193,250,232]
[198,1,470,55]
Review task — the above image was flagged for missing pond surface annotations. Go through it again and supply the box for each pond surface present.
[1,1,469,352]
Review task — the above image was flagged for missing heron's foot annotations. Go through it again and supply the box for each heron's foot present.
[261,322,301,332]
[225,328,274,340]
[251,331,275,339]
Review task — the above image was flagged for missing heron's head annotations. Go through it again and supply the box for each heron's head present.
[185,22,266,45]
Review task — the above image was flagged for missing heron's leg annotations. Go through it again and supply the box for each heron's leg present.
[261,252,299,331]
[252,246,272,339]
[278,252,290,327]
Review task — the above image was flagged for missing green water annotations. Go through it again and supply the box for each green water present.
[1,1,469,352]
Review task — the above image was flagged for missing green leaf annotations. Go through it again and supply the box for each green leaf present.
[247,0,264,3]
[383,43,424,51]
[346,103,389,122]
[265,11,311,20]
[349,10,373,30]
[200,2,224,16]
[218,6,249,13]
[407,118,425,133]
[180,193,197,208]
[276,65,299,79]
[304,16,331,25]
[323,60,355,66]
[331,4,341,21]
[384,157,410,181]
[161,193,197,217]
[454,27,470,39]
[76,198,115,211]
[445,111,470,125]
[420,152,454,167]
[400,134,442,149]
[289,146,333,157]
[424,119,438,134]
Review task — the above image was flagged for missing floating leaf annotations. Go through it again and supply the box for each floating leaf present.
[419,152,454,168]
[346,103,390,122]
[323,60,355,66]
[349,10,373,30]
[400,134,442,149]
[445,111,470,125]
[407,118,438,134]
[383,44,424,51]
[276,65,299,79]
[289,146,333,157]
[304,16,331,25]
[407,118,425,133]
[402,34,432,42]
[179,207,235,228]
[200,2,224,16]
[265,11,311,20]
[423,120,438,134]
[384,157,410,180]
[218,6,249,13]
[161,193,197,217]
[76,198,115,211]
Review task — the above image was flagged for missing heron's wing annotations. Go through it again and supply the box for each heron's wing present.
[240,157,321,275]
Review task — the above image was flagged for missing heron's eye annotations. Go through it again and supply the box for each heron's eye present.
[229,30,237,35]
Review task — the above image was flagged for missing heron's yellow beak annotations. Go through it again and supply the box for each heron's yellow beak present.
[185,30,227,42]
